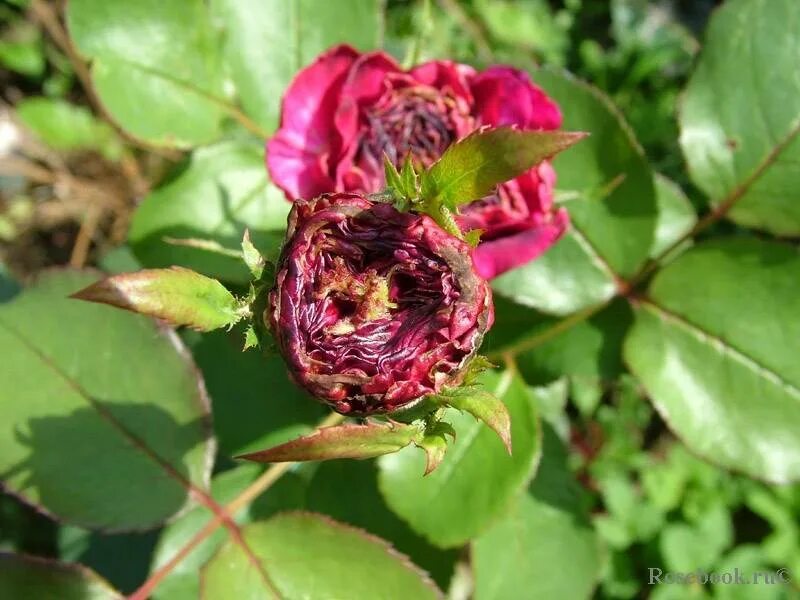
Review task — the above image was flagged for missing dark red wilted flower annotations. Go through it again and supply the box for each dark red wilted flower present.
[266,45,569,279]
[267,193,494,415]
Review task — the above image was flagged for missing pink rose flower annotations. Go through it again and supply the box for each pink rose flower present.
[267,45,568,279]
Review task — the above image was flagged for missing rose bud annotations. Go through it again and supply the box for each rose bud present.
[266,45,568,279]
[267,193,494,416]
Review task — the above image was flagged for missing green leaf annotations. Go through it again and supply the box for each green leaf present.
[306,460,458,591]
[421,127,586,210]
[72,267,243,332]
[660,502,732,572]
[16,98,123,161]
[150,465,307,600]
[0,553,121,599]
[238,420,424,463]
[0,21,45,77]
[128,141,291,284]
[493,69,657,314]
[212,0,382,132]
[378,370,541,548]
[650,174,696,259]
[437,388,511,454]
[0,271,214,530]
[492,231,617,315]
[201,513,442,599]
[472,424,601,600]
[67,0,225,147]
[185,329,325,457]
[679,0,800,235]
[625,238,800,483]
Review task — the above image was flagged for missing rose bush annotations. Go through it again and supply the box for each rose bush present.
[267,192,494,415]
[266,45,569,279]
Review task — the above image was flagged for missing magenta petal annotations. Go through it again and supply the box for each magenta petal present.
[410,60,476,102]
[471,209,569,279]
[266,45,360,199]
[471,66,562,130]
[265,138,334,200]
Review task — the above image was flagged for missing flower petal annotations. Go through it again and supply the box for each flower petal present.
[471,208,569,279]
[266,45,360,199]
[471,66,562,130]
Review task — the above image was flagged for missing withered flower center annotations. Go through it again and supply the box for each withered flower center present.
[361,88,464,169]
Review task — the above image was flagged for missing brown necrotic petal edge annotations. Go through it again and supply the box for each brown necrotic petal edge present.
[267,193,493,416]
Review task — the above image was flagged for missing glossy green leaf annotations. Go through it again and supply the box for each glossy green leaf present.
[185,329,324,457]
[239,420,424,464]
[72,268,243,332]
[16,97,123,161]
[651,174,696,259]
[625,238,800,483]
[306,460,457,591]
[212,0,382,132]
[67,0,225,147]
[472,424,600,600]
[421,128,586,210]
[0,271,214,530]
[679,0,800,235]
[0,553,121,599]
[378,370,540,548]
[492,230,617,315]
[128,141,291,284]
[151,465,307,600]
[201,513,442,599]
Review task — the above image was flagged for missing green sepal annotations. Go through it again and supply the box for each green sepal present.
[241,229,265,279]
[435,385,511,454]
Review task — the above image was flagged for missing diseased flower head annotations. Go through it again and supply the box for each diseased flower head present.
[266,45,568,279]
[267,193,494,415]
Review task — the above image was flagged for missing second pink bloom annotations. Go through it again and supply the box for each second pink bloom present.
[267,45,568,279]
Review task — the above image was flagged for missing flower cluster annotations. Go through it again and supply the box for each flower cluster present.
[267,45,568,279]
[265,45,567,415]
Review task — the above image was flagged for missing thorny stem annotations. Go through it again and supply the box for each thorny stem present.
[127,412,345,600]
